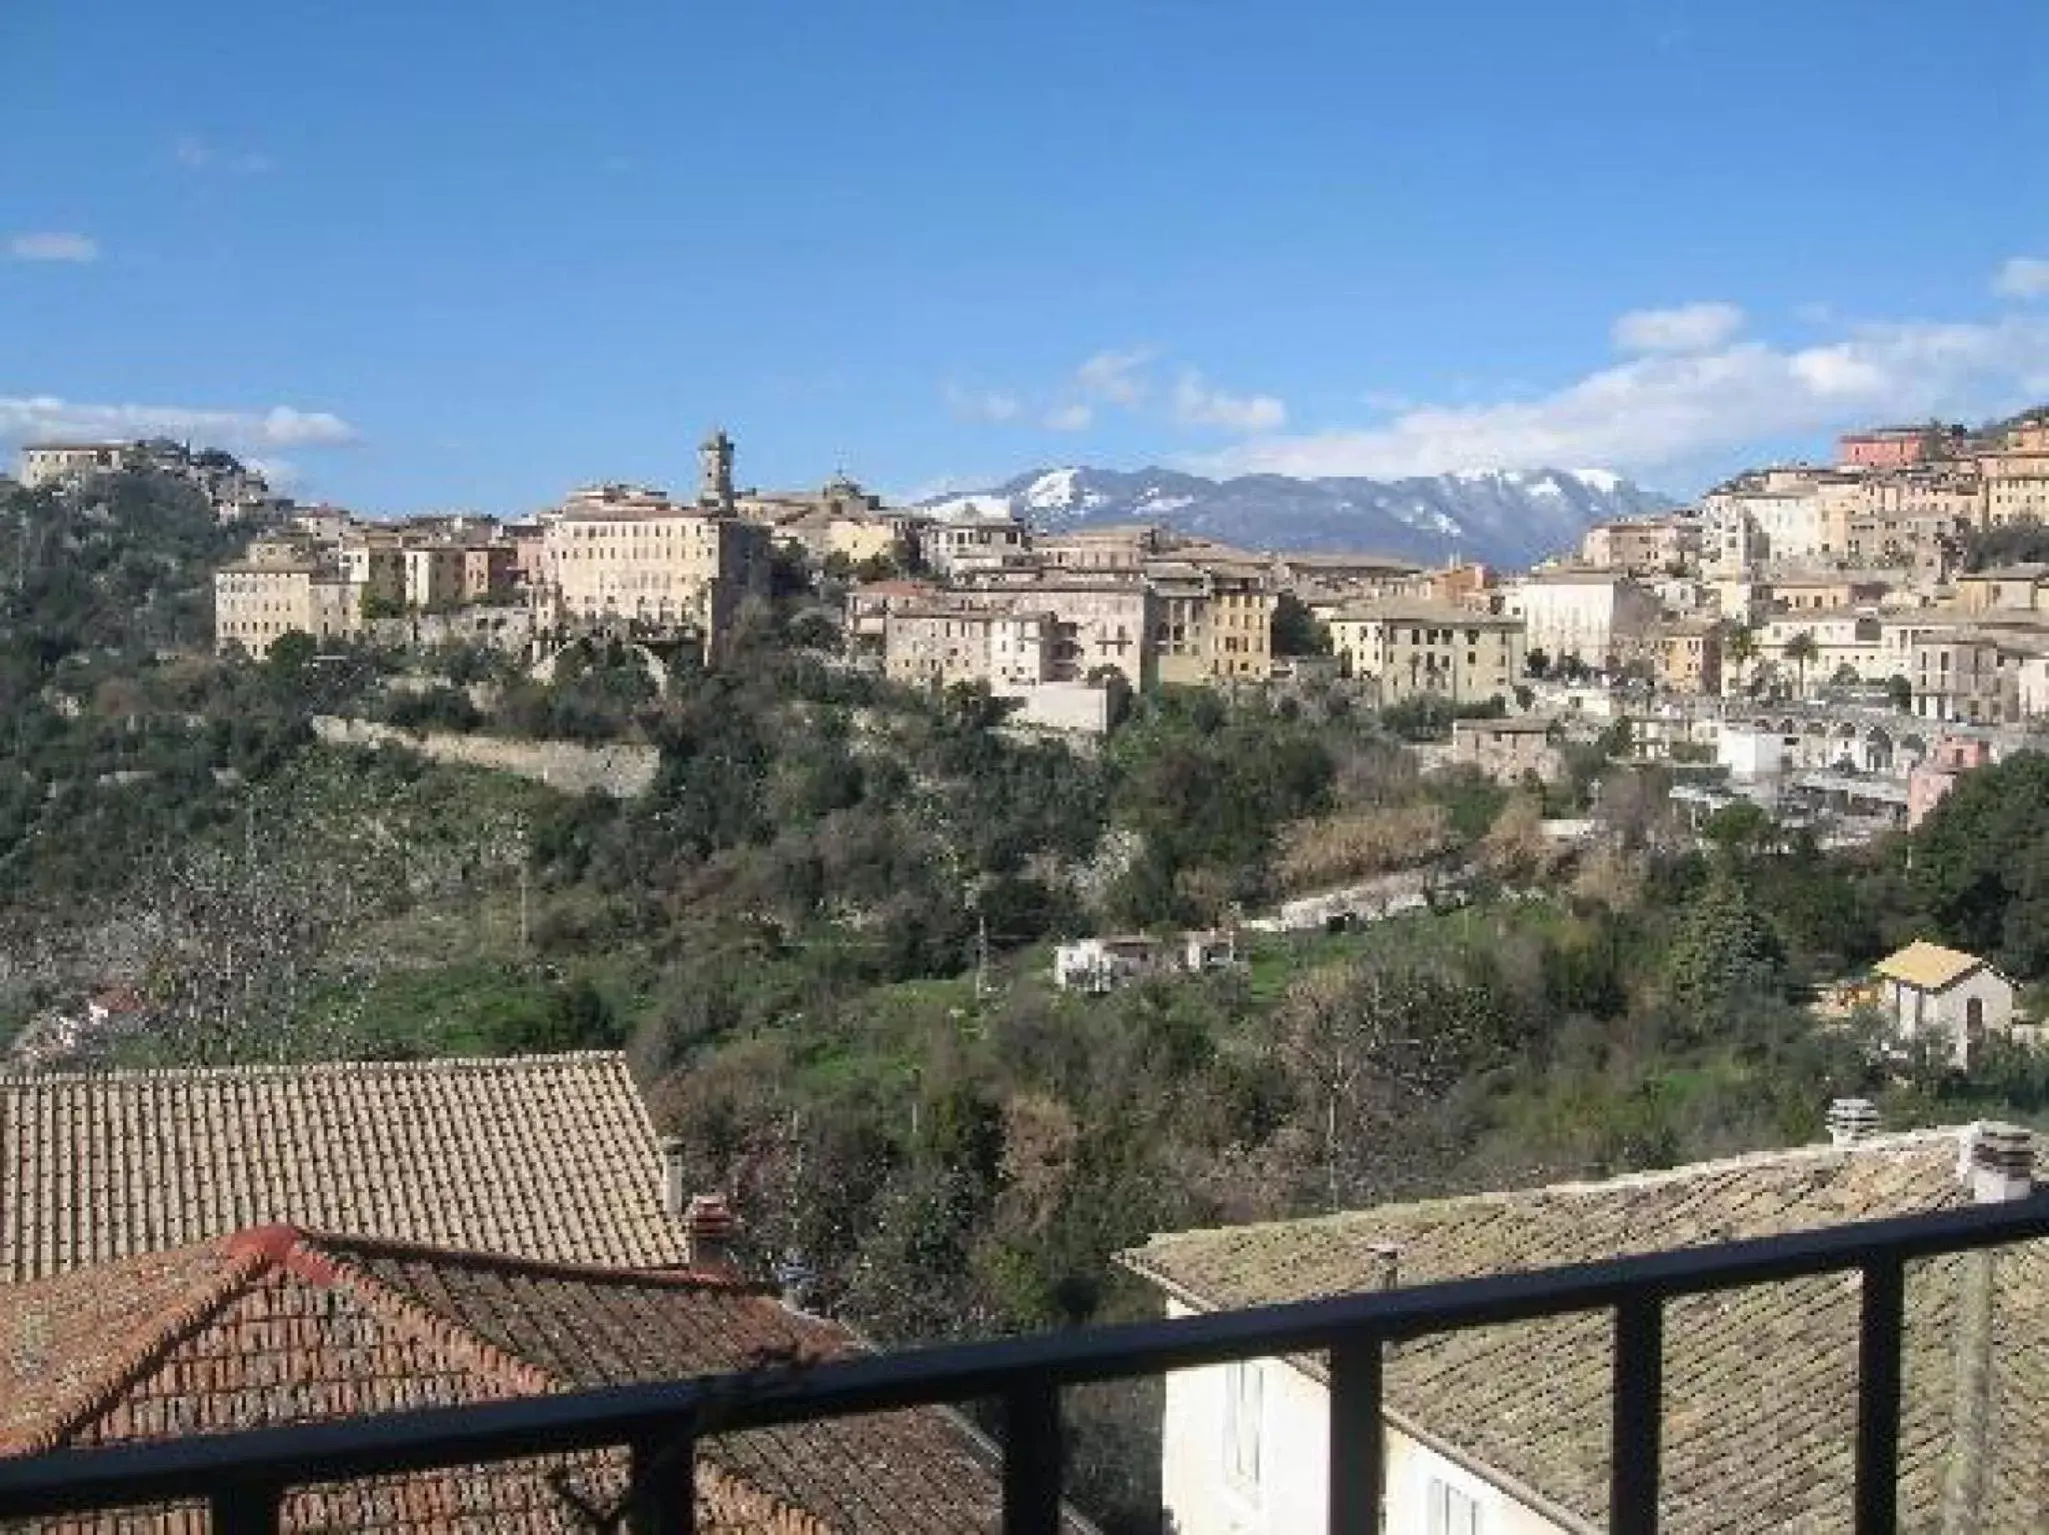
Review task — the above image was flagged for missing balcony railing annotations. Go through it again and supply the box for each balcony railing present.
[5,1196,2049,1534]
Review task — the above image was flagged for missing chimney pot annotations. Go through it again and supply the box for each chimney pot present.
[1368,1241,1402,1291]
[660,1136,688,1221]
[1968,1124,2035,1204]
[683,1192,741,1272]
[1827,1098,1881,1148]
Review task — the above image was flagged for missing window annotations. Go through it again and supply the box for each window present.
[1428,1478,1483,1535]
[1222,1360,1262,1494]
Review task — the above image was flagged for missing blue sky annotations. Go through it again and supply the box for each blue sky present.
[4,0,2047,512]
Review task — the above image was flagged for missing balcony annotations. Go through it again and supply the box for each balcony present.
[3,1196,2048,1534]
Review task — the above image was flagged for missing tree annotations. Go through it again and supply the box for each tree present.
[1886,674,1913,712]
[1525,648,1550,680]
[1910,752,2049,977]
[1273,960,1513,1209]
[1663,864,1786,1024]
[1724,625,1759,692]
[1785,631,1819,697]
[1271,593,1330,658]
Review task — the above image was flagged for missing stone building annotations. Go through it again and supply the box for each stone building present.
[1327,602,1526,706]
[213,550,361,659]
[1646,619,1722,695]
[15,441,135,488]
[538,496,770,647]
[1147,559,1276,685]
[1982,412,2049,527]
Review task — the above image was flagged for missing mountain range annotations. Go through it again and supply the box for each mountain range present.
[919,465,1677,568]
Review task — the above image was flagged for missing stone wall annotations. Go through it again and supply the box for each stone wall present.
[312,717,659,798]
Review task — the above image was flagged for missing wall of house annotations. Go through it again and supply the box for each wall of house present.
[1158,1301,1569,1535]
[1914,970,2017,1066]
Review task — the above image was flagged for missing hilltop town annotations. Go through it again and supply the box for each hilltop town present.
[11,411,2049,1530]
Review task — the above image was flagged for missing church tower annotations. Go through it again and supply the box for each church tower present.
[698,428,735,511]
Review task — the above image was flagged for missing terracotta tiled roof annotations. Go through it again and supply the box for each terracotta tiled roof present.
[0,1054,688,1281]
[0,1227,1010,1532]
[1121,1128,2049,1533]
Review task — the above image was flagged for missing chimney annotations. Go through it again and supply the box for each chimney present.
[1966,1124,2034,1204]
[682,1192,741,1274]
[776,1253,816,1314]
[1368,1241,1402,1291]
[1826,1098,1881,1148]
[660,1136,689,1221]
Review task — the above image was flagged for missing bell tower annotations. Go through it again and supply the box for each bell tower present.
[698,427,735,511]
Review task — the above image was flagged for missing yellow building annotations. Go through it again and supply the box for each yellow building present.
[1146,560,1276,684]
[539,500,770,644]
[1648,620,1723,696]
[1327,602,1526,706]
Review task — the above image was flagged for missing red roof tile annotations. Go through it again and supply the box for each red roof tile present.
[0,1229,1010,1533]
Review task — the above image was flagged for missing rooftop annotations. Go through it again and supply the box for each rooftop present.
[0,1052,687,1282]
[0,1226,1013,1532]
[1873,940,1991,992]
[1333,599,1520,624]
[1121,1125,2049,1532]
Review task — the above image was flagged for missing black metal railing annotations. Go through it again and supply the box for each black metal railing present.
[5,1196,2049,1534]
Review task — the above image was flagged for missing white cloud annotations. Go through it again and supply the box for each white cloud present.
[1043,402,1093,431]
[1074,347,1153,407]
[1201,312,2049,481]
[1171,370,1287,432]
[9,232,98,263]
[1995,257,2049,300]
[173,135,275,174]
[241,455,301,489]
[0,396,358,452]
[942,383,1022,424]
[1611,301,1746,355]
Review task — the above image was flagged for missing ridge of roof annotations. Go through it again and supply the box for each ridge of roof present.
[0,1048,630,1086]
[1120,1125,1979,1276]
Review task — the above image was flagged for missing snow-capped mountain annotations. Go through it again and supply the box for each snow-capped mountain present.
[920,465,1675,568]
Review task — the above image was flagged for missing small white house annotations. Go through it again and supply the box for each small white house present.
[1053,936,1166,994]
[1872,940,2017,1067]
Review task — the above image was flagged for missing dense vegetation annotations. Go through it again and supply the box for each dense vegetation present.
[14,472,2049,1527]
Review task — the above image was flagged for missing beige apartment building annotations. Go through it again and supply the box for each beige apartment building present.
[1647,620,1722,695]
[1327,602,1526,706]
[1578,516,1691,575]
[539,500,770,644]
[884,604,1054,690]
[1982,415,2049,526]
[1955,564,2049,613]
[214,560,360,658]
[1036,525,1167,572]
[16,442,135,488]
[1032,581,1155,690]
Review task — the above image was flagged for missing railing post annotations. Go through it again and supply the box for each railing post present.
[1328,1335,1384,1534]
[1610,1295,1663,1535]
[627,1422,697,1535]
[209,1482,281,1535]
[1002,1377,1062,1535]
[1854,1255,1905,1535]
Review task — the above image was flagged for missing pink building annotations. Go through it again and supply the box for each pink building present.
[1906,735,1993,828]
[1839,425,1965,471]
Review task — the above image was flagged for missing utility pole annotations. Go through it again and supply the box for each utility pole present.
[975,910,991,1000]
